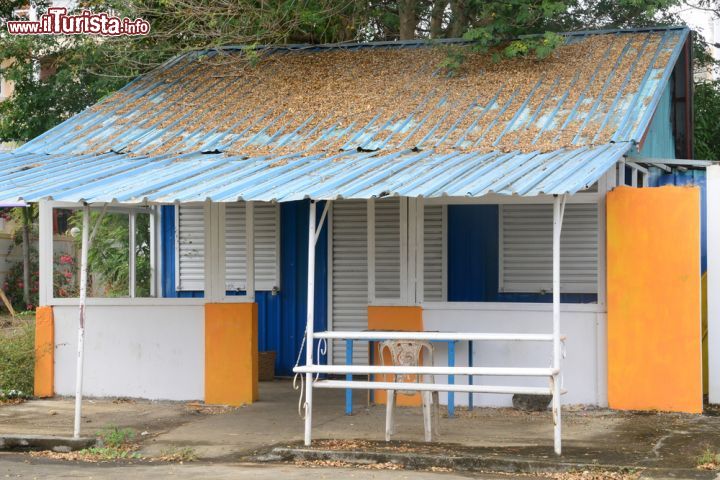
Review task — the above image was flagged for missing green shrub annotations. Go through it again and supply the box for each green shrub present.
[0,320,35,394]
[98,426,136,448]
[698,447,720,468]
[2,259,39,312]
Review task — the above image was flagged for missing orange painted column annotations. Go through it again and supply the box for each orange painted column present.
[205,303,258,406]
[368,306,423,406]
[34,306,54,398]
[607,186,702,413]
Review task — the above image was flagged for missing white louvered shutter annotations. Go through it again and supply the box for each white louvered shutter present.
[176,205,205,291]
[225,203,247,290]
[374,197,401,300]
[423,205,445,301]
[331,200,368,365]
[224,202,279,291]
[499,203,598,294]
[254,203,280,291]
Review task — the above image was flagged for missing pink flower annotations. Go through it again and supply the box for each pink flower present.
[59,255,73,265]
[63,272,72,279]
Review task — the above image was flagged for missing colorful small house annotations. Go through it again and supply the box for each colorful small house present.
[0,26,708,454]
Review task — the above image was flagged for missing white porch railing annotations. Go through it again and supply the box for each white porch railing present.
[295,196,568,455]
[294,330,566,453]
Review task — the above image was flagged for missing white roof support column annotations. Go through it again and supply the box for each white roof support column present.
[129,211,136,298]
[73,205,90,439]
[73,203,107,439]
[38,200,53,306]
[708,165,720,404]
[367,198,375,304]
[552,194,567,455]
[245,202,255,302]
[304,199,330,446]
[414,197,424,305]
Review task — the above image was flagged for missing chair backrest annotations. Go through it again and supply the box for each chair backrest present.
[378,340,434,395]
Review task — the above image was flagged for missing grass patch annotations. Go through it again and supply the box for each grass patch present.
[30,425,199,464]
[0,317,35,395]
[75,426,140,461]
[697,448,720,470]
[75,445,142,461]
[29,425,143,463]
[98,426,136,447]
[154,447,198,463]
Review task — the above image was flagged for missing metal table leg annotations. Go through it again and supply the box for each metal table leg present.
[468,340,474,411]
[345,339,353,415]
[448,341,455,418]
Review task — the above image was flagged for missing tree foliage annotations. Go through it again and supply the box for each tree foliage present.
[68,211,151,298]
[0,0,714,153]
[0,0,705,147]
[695,80,720,161]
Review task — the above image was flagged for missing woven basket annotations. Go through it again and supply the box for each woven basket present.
[258,351,276,382]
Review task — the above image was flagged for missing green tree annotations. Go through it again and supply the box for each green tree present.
[0,0,689,143]
[695,80,720,161]
[68,211,151,298]
[0,206,38,310]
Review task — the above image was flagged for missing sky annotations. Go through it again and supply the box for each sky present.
[674,4,717,43]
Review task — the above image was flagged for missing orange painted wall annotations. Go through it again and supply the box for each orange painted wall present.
[34,306,54,398]
[368,306,423,406]
[205,303,258,406]
[607,186,702,413]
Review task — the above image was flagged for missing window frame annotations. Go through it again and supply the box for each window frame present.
[44,201,158,304]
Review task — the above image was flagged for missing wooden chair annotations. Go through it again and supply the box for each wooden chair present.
[379,340,440,442]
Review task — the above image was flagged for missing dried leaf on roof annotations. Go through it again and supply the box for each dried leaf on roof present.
[51,30,683,159]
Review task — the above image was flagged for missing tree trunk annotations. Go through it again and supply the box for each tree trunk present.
[398,0,417,40]
[449,0,468,38]
[430,0,448,38]
[21,207,31,309]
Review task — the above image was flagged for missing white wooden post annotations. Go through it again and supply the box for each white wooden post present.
[73,205,90,438]
[38,201,53,306]
[552,194,566,455]
[149,206,158,298]
[367,199,375,304]
[304,201,317,446]
[246,202,255,301]
[708,165,720,404]
[129,211,136,298]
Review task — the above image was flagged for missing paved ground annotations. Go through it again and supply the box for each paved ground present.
[1,381,720,477]
[0,453,511,479]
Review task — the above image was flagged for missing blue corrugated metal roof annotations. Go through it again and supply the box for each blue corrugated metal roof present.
[0,143,631,203]
[0,26,687,204]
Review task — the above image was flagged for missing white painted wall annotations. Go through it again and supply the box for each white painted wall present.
[53,304,204,400]
[423,302,606,407]
[708,165,720,404]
